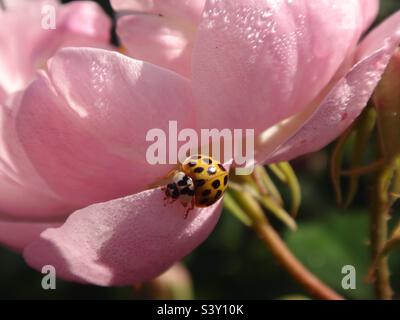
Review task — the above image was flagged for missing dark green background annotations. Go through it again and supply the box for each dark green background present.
[1,0,400,299]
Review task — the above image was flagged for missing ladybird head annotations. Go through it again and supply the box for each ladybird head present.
[164,170,195,205]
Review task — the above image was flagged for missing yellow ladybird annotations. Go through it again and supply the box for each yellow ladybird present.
[163,155,229,216]
[182,155,229,207]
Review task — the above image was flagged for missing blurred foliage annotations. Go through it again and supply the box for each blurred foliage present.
[1,0,400,299]
[286,213,373,299]
[378,0,400,23]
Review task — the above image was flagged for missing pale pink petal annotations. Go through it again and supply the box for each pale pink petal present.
[110,0,135,11]
[0,86,5,103]
[0,0,111,95]
[114,0,205,77]
[0,220,59,252]
[24,188,222,286]
[2,0,48,9]
[56,1,111,43]
[116,15,193,77]
[15,48,197,207]
[357,11,400,61]
[261,11,400,163]
[360,0,379,32]
[192,0,364,135]
[0,176,74,220]
[0,94,77,219]
[111,0,204,21]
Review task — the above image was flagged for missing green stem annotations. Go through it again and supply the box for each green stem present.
[340,159,384,176]
[253,221,343,300]
[370,164,394,299]
[229,186,344,300]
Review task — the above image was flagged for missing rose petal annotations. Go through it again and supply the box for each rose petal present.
[116,15,193,78]
[0,86,5,104]
[24,188,222,286]
[2,0,46,9]
[260,10,400,163]
[0,93,77,219]
[357,11,400,61]
[360,0,379,32]
[55,1,111,44]
[111,0,204,21]
[16,48,197,207]
[114,0,205,77]
[0,220,58,252]
[0,0,111,95]
[192,0,364,135]
[0,175,74,220]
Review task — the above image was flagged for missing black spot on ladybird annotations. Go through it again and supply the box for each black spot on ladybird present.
[218,163,226,172]
[202,189,212,197]
[224,175,228,186]
[200,198,209,205]
[194,179,206,187]
[212,179,221,189]
[188,161,197,167]
[215,190,222,200]
[194,167,204,173]
[202,157,212,164]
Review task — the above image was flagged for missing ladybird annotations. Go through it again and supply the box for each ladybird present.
[162,154,229,217]
[164,171,195,206]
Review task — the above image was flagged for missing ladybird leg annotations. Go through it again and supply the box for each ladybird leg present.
[181,202,189,217]
[162,193,177,207]
[163,198,168,207]
[165,198,177,207]
[161,188,169,206]
[184,198,195,219]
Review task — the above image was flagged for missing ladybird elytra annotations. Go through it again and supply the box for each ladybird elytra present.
[163,154,229,216]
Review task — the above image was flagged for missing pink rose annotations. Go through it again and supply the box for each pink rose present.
[1,0,400,286]
[0,0,111,100]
